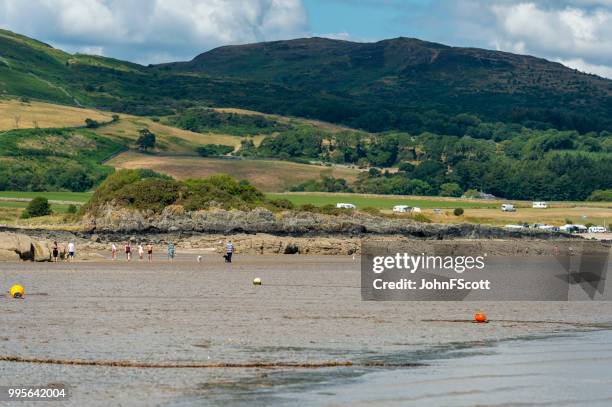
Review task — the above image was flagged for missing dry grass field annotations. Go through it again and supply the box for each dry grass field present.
[108,151,361,191]
[0,99,111,130]
[93,115,265,154]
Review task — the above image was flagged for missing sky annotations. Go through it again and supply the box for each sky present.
[0,0,611,78]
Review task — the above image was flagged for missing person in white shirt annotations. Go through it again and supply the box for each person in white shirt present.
[111,243,117,260]
[224,241,234,263]
[138,243,144,260]
[67,242,75,261]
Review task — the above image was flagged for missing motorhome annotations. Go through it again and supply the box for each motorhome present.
[393,205,421,214]
[501,203,516,212]
[336,203,356,209]
[532,201,548,209]
[588,226,608,233]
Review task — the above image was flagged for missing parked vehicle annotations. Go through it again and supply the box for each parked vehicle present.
[532,201,548,209]
[501,203,516,212]
[393,205,421,214]
[588,226,608,233]
[336,203,356,209]
[560,224,588,233]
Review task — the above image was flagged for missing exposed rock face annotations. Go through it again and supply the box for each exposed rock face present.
[82,205,567,240]
[0,232,51,261]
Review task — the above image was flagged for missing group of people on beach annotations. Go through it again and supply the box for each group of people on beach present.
[51,241,75,262]
[111,242,175,262]
[50,240,235,263]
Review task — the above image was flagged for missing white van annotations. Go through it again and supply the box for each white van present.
[588,226,608,233]
[336,203,356,209]
[532,201,548,209]
[501,204,516,212]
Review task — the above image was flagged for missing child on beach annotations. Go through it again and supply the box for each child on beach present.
[138,243,144,260]
[167,242,175,261]
[146,243,153,262]
[125,242,132,261]
[67,241,75,261]
[111,243,117,260]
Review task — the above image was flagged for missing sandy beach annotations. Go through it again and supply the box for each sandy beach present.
[1,254,612,406]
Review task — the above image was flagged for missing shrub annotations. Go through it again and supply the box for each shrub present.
[453,207,464,216]
[411,213,432,223]
[268,198,294,210]
[361,206,382,216]
[66,204,78,214]
[587,189,612,201]
[196,144,234,157]
[21,197,51,218]
[84,118,99,128]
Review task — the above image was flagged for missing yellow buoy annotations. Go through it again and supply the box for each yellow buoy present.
[10,284,24,299]
[253,278,262,286]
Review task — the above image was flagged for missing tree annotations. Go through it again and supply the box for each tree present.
[453,208,464,216]
[440,182,462,197]
[136,129,156,151]
[21,197,51,218]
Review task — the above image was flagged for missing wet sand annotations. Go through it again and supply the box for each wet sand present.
[1,254,612,406]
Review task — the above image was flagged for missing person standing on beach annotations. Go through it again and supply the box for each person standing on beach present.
[225,240,234,263]
[146,243,153,262]
[167,242,175,261]
[138,243,144,261]
[111,243,117,260]
[125,242,132,261]
[67,241,75,261]
[52,241,59,262]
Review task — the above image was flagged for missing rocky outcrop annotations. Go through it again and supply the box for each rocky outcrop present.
[82,204,568,240]
[0,232,51,261]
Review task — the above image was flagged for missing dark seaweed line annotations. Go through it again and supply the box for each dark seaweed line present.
[0,356,425,369]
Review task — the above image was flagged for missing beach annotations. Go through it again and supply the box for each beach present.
[1,254,612,406]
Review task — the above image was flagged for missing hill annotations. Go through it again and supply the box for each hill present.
[157,37,612,133]
[0,29,610,134]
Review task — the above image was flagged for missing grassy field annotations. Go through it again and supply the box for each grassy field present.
[267,192,499,209]
[94,115,266,155]
[268,192,612,226]
[108,152,361,192]
[0,99,111,130]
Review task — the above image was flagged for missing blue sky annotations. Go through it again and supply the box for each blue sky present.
[1,0,611,78]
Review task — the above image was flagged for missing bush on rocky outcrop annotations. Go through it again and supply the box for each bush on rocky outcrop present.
[83,170,269,215]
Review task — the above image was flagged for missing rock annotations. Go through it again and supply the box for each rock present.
[0,232,34,259]
[83,204,568,241]
[0,249,20,261]
[32,241,51,262]
[284,243,299,254]
[90,234,101,243]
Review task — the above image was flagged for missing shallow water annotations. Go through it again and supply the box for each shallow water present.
[269,329,612,407]
[2,256,612,406]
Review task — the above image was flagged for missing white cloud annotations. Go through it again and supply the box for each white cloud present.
[0,0,309,64]
[488,2,612,77]
[557,57,612,79]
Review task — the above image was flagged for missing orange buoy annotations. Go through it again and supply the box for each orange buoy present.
[474,312,487,323]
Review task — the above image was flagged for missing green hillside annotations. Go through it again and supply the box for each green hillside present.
[1,29,611,134]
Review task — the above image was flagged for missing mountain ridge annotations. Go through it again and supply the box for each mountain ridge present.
[1,29,610,133]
